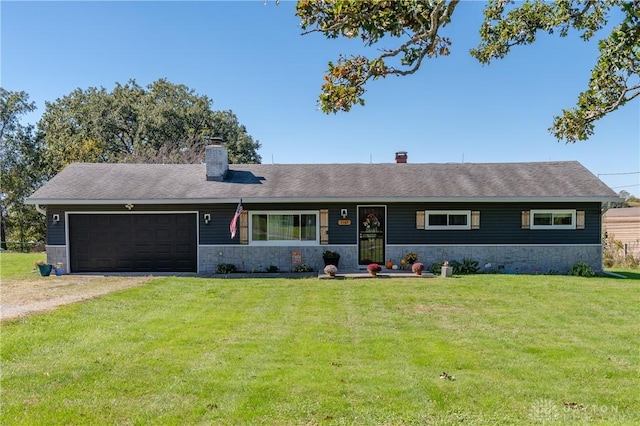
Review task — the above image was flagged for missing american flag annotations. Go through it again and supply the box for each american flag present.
[230,200,243,239]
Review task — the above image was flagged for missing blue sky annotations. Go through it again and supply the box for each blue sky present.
[2,1,638,194]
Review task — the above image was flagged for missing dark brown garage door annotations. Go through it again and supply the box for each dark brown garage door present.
[69,213,197,273]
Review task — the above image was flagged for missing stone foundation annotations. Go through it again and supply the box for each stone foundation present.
[382,244,602,275]
[47,243,601,275]
[199,244,603,275]
[198,246,357,274]
[45,245,68,273]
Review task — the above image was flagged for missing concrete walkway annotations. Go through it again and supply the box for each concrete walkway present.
[318,269,436,279]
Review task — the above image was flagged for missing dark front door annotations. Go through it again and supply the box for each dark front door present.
[358,206,385,265]
[69,213,197,273]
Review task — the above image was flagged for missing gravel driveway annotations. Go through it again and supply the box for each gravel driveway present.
[1,275,156,321]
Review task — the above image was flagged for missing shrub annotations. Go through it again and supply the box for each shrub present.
[293,264,314,272]
[602,232,640,268]
[429,261,444,274]
[411,262,424,273]
[450,260,462,274]
[216,263,237,274]
[569,262,595,277]
[458,257,479,274]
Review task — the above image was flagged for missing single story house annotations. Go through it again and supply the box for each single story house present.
[26,145,620,275]
[603,206,640,257]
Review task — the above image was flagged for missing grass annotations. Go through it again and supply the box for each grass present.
[1,271,638,425]
[0,252,45,280]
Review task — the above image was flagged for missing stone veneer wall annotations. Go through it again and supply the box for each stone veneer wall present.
[45,245,68,273]
[199,246,358,274]
[47,244,601,275]
[200,244,603,275]
[385,245,603,274]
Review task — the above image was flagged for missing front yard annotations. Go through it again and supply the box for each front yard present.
[1,254,638,424]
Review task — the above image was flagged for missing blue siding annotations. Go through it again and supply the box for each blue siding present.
[387,202,602,245]
[46,201,603,247]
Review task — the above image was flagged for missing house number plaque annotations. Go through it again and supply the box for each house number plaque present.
[338,219,351,225]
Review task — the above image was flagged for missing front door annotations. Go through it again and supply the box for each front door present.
[358,206,385,266]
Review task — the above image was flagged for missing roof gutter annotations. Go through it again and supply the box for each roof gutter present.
[34,204,47,215]
[25,196,623,205]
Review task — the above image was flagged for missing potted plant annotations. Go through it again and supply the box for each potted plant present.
[35,260,53,277]
[367,263,382,276]
[54,262,64,276]
[324,264,338,277]
[411,262,424,275]
[322,250,340,267]
[404,252,418,264]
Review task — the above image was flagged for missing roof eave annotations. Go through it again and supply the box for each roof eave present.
[25,196,622,205]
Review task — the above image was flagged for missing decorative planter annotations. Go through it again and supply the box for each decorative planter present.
[415,270,422,276]
[38,264,53,277]
[323,258,340,267]
[54,268,64,276]
[441,266,453,278]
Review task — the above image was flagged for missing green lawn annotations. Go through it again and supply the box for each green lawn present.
[1,272,638,424]
[0,251,45,280]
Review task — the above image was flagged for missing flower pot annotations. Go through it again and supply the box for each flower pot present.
[323,258,339,267]
[415,270,422,276]
[54,268,64,276]
[38,264,53,277]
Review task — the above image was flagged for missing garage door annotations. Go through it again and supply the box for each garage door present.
[69,213,197,273]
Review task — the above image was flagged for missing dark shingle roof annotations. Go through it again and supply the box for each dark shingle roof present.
[26,160,619,204]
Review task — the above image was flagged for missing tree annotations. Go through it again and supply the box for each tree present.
[296,0,639,143]
[38,78,262,173]
[0,89,46,250]
[615,190,640,207]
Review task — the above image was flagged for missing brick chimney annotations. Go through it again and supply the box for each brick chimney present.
[205,139,228,181]
[395,151,407,163]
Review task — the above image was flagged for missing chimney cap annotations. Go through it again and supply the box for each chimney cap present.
[395,151,408,163]
[204,135,224,145]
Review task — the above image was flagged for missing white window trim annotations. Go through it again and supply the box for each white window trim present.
[248,210,320,245]
[530,209,576,230]
[424,210,471,230]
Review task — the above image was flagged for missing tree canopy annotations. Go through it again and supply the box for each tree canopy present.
[0,89,46,250]
[1,81,262,249]
[38,78,262,174]
[296,0,639,143]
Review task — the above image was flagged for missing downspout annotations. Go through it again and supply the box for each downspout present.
[35,204,47,216]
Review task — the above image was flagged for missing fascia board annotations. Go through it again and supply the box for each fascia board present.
[25,196,622,205]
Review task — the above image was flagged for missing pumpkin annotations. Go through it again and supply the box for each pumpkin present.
[385,260,394,269]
